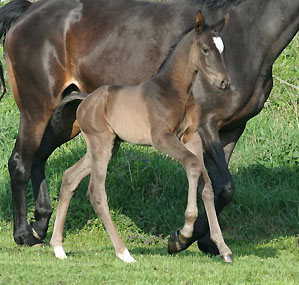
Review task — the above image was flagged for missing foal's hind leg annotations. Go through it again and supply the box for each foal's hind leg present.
[86,132,136,263]
[50,153,92,259]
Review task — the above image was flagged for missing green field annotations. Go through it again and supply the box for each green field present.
[0,4,298,284]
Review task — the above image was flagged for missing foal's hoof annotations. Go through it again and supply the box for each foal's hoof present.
[168,230,190,254]
[220,254,234,263]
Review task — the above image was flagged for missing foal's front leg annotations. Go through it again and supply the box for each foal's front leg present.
[152,131,202,252]
[167,132,232,262]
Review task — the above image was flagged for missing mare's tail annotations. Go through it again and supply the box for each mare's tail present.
[51,92,88,135]
[0,61,6,100]
[0,0,33,100]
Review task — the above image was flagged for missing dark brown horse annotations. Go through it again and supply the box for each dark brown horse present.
[0,0,298,257]
[50,12,233,263]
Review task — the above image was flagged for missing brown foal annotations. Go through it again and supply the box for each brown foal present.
[50,12,233,263]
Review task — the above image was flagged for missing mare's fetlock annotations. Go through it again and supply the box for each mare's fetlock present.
[33,209,52,240]
[168,229,193,254]
[32,220,49,240]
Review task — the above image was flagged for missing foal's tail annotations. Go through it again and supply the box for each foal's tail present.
[0,0,33,100]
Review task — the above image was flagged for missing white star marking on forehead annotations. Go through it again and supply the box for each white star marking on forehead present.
[213,36,224,53]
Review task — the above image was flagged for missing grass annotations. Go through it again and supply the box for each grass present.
[0,19,298,285]
[0,227,298,284]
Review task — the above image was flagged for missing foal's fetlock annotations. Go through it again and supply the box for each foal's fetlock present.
[168,229,193,254]
[116,248,136,263]
[218,244,233,263]
[220,253,234,263]
[53,245,67,259]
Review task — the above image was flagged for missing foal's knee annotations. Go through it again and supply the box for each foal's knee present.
[184,155,202,178]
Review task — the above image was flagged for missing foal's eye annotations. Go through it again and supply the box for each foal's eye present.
[202,47,209,55]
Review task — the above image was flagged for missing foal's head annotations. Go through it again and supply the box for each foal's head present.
[191,12,231,91]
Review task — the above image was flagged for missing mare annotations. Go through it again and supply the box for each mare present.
[0,0,298,255]
[50,12,233,263]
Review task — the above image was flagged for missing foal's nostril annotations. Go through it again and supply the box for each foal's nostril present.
[220,79,230,90]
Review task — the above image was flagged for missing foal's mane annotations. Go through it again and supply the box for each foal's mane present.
[157,28,193,75]
[157,0,245,74]
[187,0,244,8]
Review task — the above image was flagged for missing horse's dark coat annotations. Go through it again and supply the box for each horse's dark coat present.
[51,17,234,261]
[0,0,298,253]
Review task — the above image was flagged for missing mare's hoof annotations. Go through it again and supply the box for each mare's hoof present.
[25,235,45,247]
[220,254,234,263]
[15,233,45,247]
[32,241,46,248]
[168,229,189,254]
[168,230,181,254]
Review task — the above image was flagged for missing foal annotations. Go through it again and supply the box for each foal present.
[50,12,233,263]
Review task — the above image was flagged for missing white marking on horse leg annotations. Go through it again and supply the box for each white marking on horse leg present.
[32,228,42,240]
[116,248,136,263]
[213,36,224,53]
[53,246,67,259]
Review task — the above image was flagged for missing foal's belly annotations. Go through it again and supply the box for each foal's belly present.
[105,86,152,145]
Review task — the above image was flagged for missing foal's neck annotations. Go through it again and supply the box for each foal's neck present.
[155,31,197,100]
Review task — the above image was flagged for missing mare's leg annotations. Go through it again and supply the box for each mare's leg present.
[164,123,245,256]
[194,125,246,255]
[5,39,72,246]
[86,131,136,263]
[8,115,52,246]
[31,92,86,240]
[50,153,92,259]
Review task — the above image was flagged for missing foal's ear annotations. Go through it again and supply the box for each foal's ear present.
[212,13,229,33]
[195,11,205,33]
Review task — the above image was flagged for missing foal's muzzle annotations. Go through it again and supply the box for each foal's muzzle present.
[215,76,231,91]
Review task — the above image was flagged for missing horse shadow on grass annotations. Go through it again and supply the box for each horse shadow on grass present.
[0,141,298,260]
